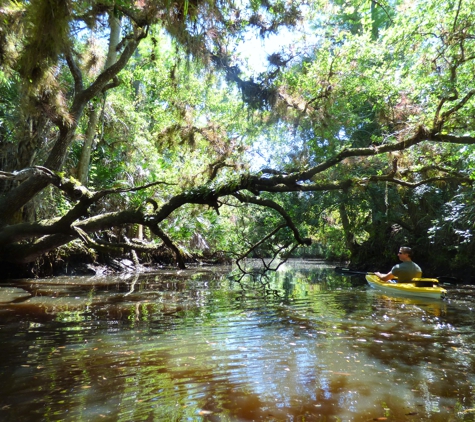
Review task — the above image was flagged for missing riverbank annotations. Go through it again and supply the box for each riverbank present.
[0,242,231,280]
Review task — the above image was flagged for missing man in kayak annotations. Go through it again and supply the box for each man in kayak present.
[375,246,422,283]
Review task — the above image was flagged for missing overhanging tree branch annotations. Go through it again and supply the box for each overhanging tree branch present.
[232,193,311,246]
[1,122,475,267]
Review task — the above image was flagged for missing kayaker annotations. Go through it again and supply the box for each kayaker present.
[374,246,422,283]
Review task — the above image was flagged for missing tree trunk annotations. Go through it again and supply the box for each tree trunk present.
[77,12,121,186]
[338,200,357,256]
[16,116,48,170]
[13,116,49,223]
[77,104,100,185]
[0,27,143,226]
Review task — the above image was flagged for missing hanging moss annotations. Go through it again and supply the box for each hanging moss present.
[17,0,72,84]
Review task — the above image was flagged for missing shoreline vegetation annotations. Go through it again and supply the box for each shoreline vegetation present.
[2,246,471,285]
[0,244,233,280]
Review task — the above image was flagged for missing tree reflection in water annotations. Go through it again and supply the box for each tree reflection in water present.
[0,260,473,421]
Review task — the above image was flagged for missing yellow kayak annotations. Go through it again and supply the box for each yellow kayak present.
[365,274,447,299]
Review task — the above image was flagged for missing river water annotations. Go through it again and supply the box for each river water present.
[1,259,475,421]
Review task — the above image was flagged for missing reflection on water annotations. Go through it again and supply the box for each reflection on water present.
[0,260,475,421]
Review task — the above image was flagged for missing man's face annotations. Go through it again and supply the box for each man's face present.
[398,250,408,260]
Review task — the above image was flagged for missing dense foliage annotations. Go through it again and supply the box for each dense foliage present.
[0,0,474,279]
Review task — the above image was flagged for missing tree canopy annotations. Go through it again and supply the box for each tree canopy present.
[0,0,474,279]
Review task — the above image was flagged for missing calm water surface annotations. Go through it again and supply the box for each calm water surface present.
[1,260,475,421]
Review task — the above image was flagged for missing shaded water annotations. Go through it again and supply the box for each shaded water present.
[1,260,475,421]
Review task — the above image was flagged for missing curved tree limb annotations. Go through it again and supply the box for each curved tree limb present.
[149,225,186,269]
[232,193,311,246]
[1,122,474,266]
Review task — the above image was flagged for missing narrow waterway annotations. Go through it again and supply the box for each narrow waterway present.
[0,260,475,421]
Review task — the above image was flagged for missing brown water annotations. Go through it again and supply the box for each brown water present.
[0,260,475,421]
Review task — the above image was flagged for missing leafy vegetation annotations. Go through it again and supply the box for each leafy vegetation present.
[0,0,475,279]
